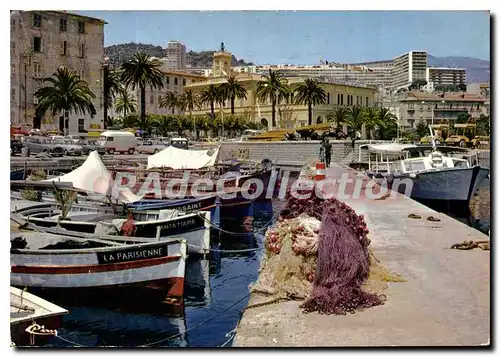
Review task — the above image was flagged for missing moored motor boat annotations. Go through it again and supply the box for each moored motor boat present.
[361,143,490,216]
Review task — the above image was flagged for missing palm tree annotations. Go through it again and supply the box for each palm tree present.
[114,88,137,118]
[221,76,247,114]
[293,78,327,126]
[377,107,398,139]
[362,107,380,139]
[160,91,179,114]
[327,107,349,129]
[256,70,289,129]
[182,89,201,139]
[105,117,122,129]
[103,68,122,129]
[345,106,365,137]
[199,84,220,119]
[120,52,164,124]
[35,66,96,131]
[415,121,429,138]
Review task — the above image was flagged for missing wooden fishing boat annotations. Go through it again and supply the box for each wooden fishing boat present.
[10,286,68,346]
[12,201,211,255]
[11,232,187,303]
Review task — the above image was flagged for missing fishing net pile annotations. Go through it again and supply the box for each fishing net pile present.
[252,191,393,315]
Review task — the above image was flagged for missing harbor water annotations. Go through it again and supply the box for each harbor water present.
[34,179,489,347]
[42,199,279,348]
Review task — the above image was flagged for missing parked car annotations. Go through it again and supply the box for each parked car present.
[65,135,86,144]
[77,139,105,155]
[23,136,64,157]
[53,139,83,156]
[10,139,23,156]
[137,140,168,154]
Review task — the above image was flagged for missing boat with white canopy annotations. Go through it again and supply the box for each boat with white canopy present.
[360,138,489,215]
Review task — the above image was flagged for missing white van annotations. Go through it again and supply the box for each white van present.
[98,131,137,154]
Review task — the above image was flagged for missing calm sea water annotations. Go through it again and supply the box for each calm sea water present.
[37,177,490,347]
[43,199,279,348]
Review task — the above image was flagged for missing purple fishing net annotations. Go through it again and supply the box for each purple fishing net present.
[283,189,384,315]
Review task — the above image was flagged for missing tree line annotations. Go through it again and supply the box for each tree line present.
[34,51,397,139]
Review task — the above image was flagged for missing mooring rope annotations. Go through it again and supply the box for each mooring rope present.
[186,242,264,254]
[23,291,252,348]
[196,212,277,236]
[139,291,252,347]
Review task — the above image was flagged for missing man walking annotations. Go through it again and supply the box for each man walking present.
[324,139,332,167]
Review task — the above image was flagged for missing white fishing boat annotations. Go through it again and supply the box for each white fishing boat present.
[10,286,68,346]
[361,137,489,215]
[11,231,187,301]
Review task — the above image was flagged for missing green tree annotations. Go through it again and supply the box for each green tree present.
[376,107,397,139]
[35,66,96,128]
[103,68,122,129]
[476,114,490,136]
[121,114,139,129]
[105,117,123,129]
[114,88,137,118]
[200,84,220,119]
[456,112,470,124]
[415,120,429,138]
[152,115,175,137]
[344,106,365,137]
[256,69,289,129]
[182,89,201,139]
[160,91,180,114]
[293,78,327,126]
[220,76,247,114]
[120,52,164,124]
[327,107,349,129]
[362,107,380,139]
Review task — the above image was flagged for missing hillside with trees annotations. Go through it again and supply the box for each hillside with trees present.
[104,43,254,68]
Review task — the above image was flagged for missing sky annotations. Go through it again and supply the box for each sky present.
[78,11,490,65]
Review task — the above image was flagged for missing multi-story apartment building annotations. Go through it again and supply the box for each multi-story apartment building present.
[395,91,486,130]
[185,49,376,130]
[166,40,186,72]
[253,63,391,89]
[10,10,106,135]
[426,67,467,87]
[391,51,428,89]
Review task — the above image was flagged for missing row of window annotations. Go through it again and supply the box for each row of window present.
[408,103,482,110]
[336,93,370,106]
[32,13,86,34]
[10,62,86,83]
[165,77,186,86]
[31,36,86,57]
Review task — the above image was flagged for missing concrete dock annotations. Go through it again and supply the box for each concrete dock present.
[233,165,490,347]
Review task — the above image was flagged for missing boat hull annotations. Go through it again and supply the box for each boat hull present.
[11,240,186,300]
[392,166,490,216]
[16,208,211,255]
[11,314,64,347]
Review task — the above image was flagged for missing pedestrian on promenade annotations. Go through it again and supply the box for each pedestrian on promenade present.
[319,138,326,163]
[324,139,332,167]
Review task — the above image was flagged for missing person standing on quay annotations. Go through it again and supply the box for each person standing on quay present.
[324,139,332,167]
[319,138,326,163]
